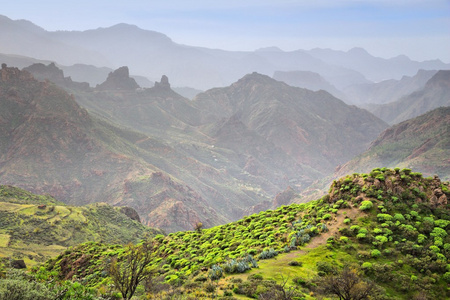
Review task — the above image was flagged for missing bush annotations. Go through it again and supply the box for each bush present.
[208,265,223,281]
[258,248,278,260]
[0,279,54,300]
[371,249,382,258]
[316,261,336,275]
[248,273,264,281]
[359,201,373,211]
[288,261,302,267]
[361,262,373,273]
[204,282,216,293]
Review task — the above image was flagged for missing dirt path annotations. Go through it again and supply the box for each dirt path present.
[282,207,361,260]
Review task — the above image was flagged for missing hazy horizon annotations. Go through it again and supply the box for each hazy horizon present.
[3,0,450,63]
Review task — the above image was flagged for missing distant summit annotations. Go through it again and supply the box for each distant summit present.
[255,46,283,52]
[95,66,139,90]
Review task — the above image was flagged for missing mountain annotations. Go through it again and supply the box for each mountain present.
[272,70,346,100]
[0,64,227,233]
[344,69,438,106]
[2,15,449,90]
[307,47,449,82]
[10,63,391,229]
[23,62,90,90]
[0,185,161,266]
[0,15,109,66]
[335,107,450,181]
[369,70,450,124]
[32,169,450,299]
[193,73,388,178]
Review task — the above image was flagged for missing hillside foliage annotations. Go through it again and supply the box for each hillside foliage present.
[4,168,444,299]
[0,185,161,266]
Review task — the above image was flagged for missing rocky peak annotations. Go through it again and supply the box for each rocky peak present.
[95,66,140,91]
[425,70,450,88]
[23,63,90,91]
[1,64,34,82]
[23,62,64,82]
[154,75,171,90]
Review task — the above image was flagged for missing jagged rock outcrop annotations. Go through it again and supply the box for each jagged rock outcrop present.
[154,75,170,90]
[95,66,139,90]
[1,63,34,82]
[23,62,90,90]
[117,206,141,223]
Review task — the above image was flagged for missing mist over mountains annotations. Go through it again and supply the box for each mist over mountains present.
[1,14,449,91]
[1,14,450,233]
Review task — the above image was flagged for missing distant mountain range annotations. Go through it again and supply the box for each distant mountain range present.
[1,14,449,233]
[1,14,449,90]
[368,70,450,124]
[0,63,391,231]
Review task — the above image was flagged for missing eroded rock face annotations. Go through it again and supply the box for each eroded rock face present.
[154,75,170,89]
[96,66,139,90]
[117,206,141,223]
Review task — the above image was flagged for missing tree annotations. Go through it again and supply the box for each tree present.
[315,266,378,300]
[109,240,155,300]
[194,222,203,233]
[259,273,301,300]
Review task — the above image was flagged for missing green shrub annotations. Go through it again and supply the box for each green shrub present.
[359,201,373,211]
[361,262,373,272]
[0,279,55,300]
[322,214,332,220]
[371,249,382,258]
[288,261,302,267]
[442,272,450,283]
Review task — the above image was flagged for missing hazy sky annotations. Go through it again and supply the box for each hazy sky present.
[3,0,450,62]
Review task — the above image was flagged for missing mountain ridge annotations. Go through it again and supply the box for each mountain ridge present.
[1,14,449,90]
[369,70,450,124]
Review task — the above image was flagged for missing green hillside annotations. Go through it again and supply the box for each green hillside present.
[0,185,161,267]
[18,168,449,299]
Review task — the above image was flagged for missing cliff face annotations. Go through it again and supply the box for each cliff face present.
[95,66,139,90]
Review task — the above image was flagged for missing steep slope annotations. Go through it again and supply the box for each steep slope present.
[39,169,450,299]
[344,69,437,106]
[194,73,388,178]
[369,70,450,124]
[0,65,224,232]
[0,185,161,266]
[336,107,450,181]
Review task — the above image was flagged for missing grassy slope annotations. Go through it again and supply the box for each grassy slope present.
[0,185,161,266]
[40,168,450,299]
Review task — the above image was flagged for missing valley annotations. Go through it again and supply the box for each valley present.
[0,12,449,300]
